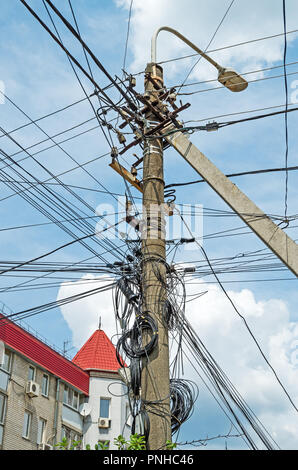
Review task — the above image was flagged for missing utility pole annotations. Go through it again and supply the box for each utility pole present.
[108,27,297,451]
[140,63,171,449]
[162,126,298,277]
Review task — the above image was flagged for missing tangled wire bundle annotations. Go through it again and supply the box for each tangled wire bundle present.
[170,379,199,434]
[116,314,158,363]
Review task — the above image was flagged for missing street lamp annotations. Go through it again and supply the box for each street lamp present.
[151,26,248,92]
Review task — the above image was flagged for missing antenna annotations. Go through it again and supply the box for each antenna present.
[0,340,4,367]
[63,340,74,356]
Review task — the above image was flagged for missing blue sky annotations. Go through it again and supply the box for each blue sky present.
[0,0,298,450]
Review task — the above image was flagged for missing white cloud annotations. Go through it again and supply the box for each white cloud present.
[178,280,298,449]
[58,273,298,448]
[116,0,298,81]
[57,274,119,349]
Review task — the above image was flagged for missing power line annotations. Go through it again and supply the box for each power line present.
[176,0,236,93]
[42,0,115,150]
[173,59,298,89]
[0,91,130,247]
[0,144,126,264]
[19,0,133,116]
[0,95,94,139]
[183,100,298,124]
[122,0,134,71]
[155,29,298,67]
[0,150,111,203]
[165,165,298,189]
[0,282,116,324]
[177,69,298,95]
[182,106,298,131]
[282,0,289,221]
[42,0,138,112]
[177,208,298,414]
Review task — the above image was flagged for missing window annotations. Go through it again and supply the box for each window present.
[22,411,31,439]
[99,398,110,418]
[0,393,6,424]
[126,403,132,427]
[63,385,79,410]
[28,365,35,381]
[41,374,49,397]
[73,392,79,409]
[61,426,82,450]
[61,425,69,441]
[37,418,47,445]
[2,350,11,372]
[73,432,82,450]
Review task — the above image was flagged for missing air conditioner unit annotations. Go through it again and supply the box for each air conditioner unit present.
[26,380,40,397]
[98,417,110,429]
[39,443,53,450]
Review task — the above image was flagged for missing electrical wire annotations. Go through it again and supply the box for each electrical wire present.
[165,165,298,189]
[156,29,298,66]
[176,208,298,414]
[177,69,298,95]
[176,0,236,93]
[282,0,289,221]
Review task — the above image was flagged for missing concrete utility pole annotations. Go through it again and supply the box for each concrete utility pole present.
[110,25,297,451]
[140,63,171,449]
[162,126,298,277]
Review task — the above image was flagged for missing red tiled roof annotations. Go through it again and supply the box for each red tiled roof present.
[72,329,121,372]
[0,314,89,395]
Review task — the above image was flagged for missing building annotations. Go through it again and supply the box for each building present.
[72,328,130,449]
[0,313,130,450]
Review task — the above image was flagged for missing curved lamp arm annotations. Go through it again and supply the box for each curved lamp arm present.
[151,26,221,71]
[151,26,248,92]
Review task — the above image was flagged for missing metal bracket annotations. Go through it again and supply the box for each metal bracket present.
[109,159,143,193]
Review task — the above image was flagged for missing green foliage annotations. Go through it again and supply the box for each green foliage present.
[55,434,175,451]
[113,434,127,450]
[96,440,110,450]
[165,440,177,450]
[114,433,146,450]
[54,436,82,450]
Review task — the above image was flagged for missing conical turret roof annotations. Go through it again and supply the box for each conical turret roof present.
[72,329,120,372]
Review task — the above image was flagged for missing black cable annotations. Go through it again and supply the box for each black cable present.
[0,147,127,269]
[165,165,298,189]
[173,59,298,89]
[282,0,289,221]
[0,148,124,264]
[0,282,116,324]
[176,0,235,93]
[0,93,129,259]
[170,379,199,434]
[19,0,130,117]
[0,95,94,138]
[0,220,121,276]
[122,0,133,73]
[177,209,298,414]
[42,0,114,150]
[64,0,117,148]
[177,69,298,96]
[42,0,138,112]
[200,106,298,130]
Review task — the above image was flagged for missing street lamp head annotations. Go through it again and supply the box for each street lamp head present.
[218,68,248,92]
[151,27,248,93]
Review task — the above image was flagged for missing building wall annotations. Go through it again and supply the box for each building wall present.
[0,343,130,450]
[83,371,131,450]
[0,348,87,450]
[1,350,60,450]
